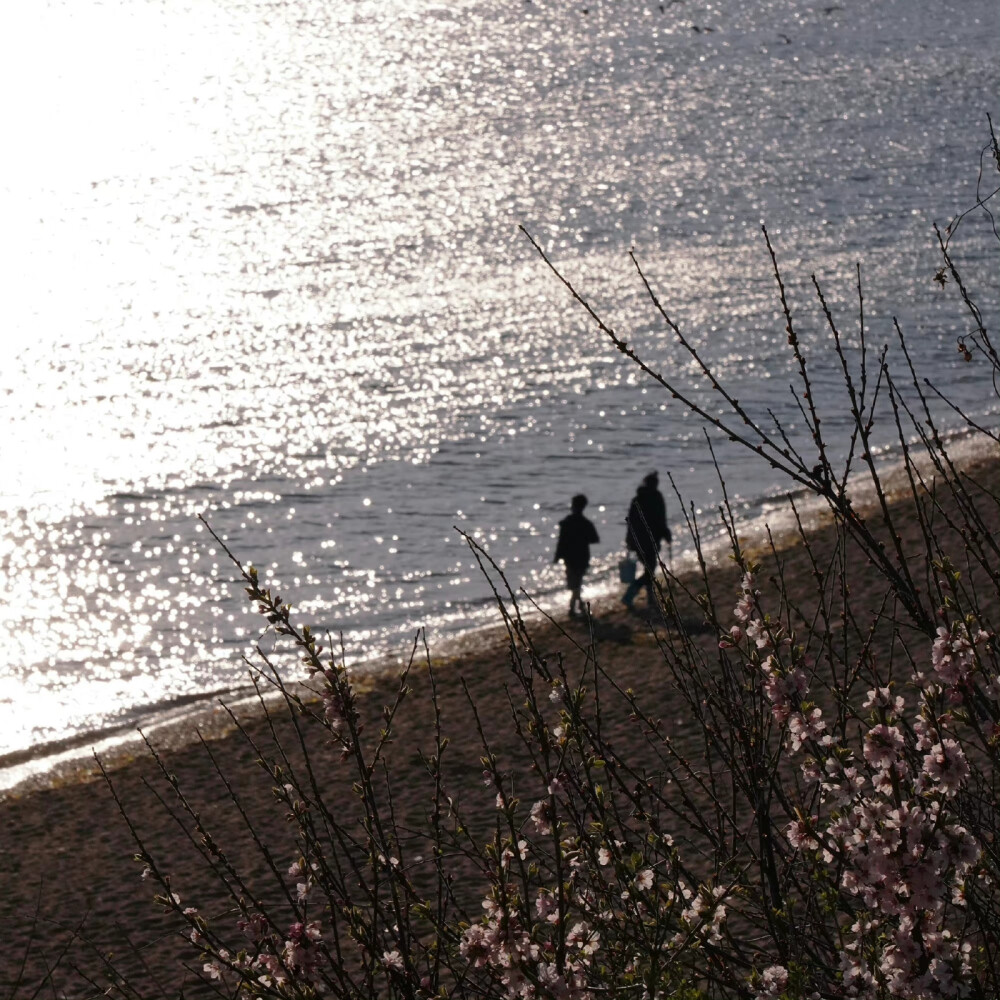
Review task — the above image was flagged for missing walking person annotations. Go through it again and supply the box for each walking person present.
[553,494,600,618]
[622,471,671,610]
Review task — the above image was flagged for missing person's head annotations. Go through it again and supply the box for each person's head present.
[571,493,588,513]
[642,471,659,488]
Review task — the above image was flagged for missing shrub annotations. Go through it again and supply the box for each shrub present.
[103,120,999,999]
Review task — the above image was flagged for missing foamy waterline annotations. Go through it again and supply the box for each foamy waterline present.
[4,424,994,795]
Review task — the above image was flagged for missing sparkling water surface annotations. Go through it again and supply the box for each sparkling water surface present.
[1,0,998,773]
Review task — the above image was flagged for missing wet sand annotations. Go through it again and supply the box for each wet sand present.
[2,447,996,997]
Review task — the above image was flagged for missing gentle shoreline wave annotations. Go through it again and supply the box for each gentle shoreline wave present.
[5,425,994,796]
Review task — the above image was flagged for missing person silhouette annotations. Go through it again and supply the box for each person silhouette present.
[553,494,600,617]
[622,472,670,610]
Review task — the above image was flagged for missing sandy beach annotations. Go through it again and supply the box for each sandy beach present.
[2,446,997,997]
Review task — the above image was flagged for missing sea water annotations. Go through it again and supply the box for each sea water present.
[1,0,997,781]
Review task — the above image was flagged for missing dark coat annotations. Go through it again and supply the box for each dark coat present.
[625,484,670,565]
[554,513,600,571]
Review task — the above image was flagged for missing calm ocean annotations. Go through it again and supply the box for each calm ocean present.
[1,0,997,784]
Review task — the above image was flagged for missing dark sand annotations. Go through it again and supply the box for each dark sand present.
[2,449,996,997]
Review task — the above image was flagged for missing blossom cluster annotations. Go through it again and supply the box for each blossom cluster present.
[727,572,990,997]
[927,621,992,696]
[453,765,737,1000]
[460,893,599,1000]
[139,547,996,1000]
[194,893,328,994]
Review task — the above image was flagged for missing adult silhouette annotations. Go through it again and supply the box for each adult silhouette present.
[553,493,600,617]
[622,472,670,610]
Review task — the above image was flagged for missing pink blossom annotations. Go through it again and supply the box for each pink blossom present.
[254,953,287,986]
[863,686,905,715]
[382,950,405,972]
[871,768,895,795]
[913,715,939,751]
[921,740,970,797]
[566,921,600,957]
[755,964,788,998]
[761,660,809,724]
[459,924,490,967]
[678,886,728,944]
[734,593,754,623]
[237,912,268,942]
[786,819,819,851]
[720,624,744,648]
[787,708,826,751]
[203,961,223,981]
[931,622,989,687]
[535,891,558,923]
[535,962,566,993]
[530,799,553,835]
[745,619,771,649]
[863,724,904,770]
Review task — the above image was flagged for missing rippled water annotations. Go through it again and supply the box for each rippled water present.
[1,0,997,774]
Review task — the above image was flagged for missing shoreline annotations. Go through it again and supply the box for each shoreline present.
[1,439,996,995]
[3,426,996,798]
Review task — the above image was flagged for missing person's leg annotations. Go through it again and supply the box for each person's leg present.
[625,553,656,609]
[567,566,584,616]
[622,571,643,608]
[640,550,659,606]
[643,570,655,606]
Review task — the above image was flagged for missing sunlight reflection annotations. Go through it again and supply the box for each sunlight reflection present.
[0,0,996,773]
